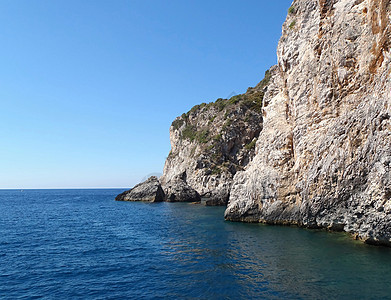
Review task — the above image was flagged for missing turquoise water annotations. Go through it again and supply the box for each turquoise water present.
[1,189,391,299]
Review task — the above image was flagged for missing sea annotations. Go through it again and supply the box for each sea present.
[1,189,391,299]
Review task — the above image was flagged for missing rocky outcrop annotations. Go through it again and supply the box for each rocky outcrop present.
[115,176,165,202]
[225,0,391,246]
[160,73,270,205]
[118,0,391,246]
[164,175,201,202]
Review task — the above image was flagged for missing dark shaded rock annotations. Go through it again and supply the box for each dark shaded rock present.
[205,197,227,206]
[115,176,165,202]
[163,177,201,202]
[202,189,230,206]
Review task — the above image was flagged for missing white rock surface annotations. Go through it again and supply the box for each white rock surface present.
[225,0,391,246]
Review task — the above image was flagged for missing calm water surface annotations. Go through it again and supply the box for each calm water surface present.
[1,189,391,299]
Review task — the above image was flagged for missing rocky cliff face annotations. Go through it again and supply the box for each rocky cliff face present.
[225,0,391,246]
[160,74,270,205]
[145,0,391,245]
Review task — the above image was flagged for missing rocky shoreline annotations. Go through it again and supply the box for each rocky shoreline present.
[117,0,391,247]
[116,176,202,204]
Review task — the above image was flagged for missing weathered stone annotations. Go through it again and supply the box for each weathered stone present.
[225,0,391,246]
[163,176,201,202]
[127,0,391,246]
[202,186,230,206]
[115,176,165,202]
[160,75,268,206]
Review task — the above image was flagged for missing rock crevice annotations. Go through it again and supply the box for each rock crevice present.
[225,0,391,246]
[118,0,391,246]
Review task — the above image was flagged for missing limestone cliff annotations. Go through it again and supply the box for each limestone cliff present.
[123,0,391,246]
[160,74,270,205]
[224,0,391,246]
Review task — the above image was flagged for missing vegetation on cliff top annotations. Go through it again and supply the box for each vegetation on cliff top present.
[184,87,265,116]
[288,6,296,15]
[167,69,270,179]
[168,69,270,157]
[171,68,271,133]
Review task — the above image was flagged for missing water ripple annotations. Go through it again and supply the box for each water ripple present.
[0,190,391,299]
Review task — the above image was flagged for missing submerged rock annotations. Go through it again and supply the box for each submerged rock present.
[115,176,165,202]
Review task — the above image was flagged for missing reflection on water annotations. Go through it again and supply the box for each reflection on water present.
[160,203,391,299]
[0,190,391,299]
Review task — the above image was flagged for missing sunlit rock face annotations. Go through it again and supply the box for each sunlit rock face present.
[225,0,391,246]
[116,176,165,202]
[161,75,268,206]
[160,0,391,245]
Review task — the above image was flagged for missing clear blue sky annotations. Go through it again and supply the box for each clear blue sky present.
[0,0,292,189]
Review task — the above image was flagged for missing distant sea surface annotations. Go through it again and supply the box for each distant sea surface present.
[1,189,391,299]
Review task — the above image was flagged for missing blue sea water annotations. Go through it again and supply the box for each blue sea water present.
[1,189,391,299]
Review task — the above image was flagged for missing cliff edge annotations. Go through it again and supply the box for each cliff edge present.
[224,0,391,246]
[119,0,391,246]
[160,74,270,205]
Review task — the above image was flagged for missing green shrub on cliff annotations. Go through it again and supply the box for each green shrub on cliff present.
[259,69,271,89]
[228,95,241,105]
[197,129,210,144]
[181,125,211,144]
[213,133,222,141]
[182,125,197,141]
[222,118,233,131]
[187,103,208,116]
[211,166,222,175]
[289,20,296,29]
[172,118,184,130]
[245,139,257,150]
[214,98,228,111]
[209,115,217,122]
[241,92,264,113]
[177,68,271,145]
[183,68,271,119]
